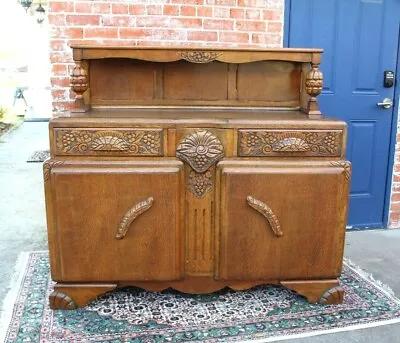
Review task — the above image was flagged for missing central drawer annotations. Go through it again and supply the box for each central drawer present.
[238,129,344,157]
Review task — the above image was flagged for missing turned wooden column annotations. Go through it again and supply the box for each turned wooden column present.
[305,62,323,117]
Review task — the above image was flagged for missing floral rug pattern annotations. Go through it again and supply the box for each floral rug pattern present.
[2,252,400,342]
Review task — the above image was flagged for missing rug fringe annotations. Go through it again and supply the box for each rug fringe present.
[237,258,400,343]
[0,252,31,343]
[343,258,400,305]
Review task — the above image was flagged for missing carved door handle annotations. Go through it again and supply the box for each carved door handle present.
[115,197,154,240]
[246,196,283,237]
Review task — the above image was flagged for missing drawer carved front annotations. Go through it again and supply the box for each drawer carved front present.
[54,128,163,156]
[238,130,343,157]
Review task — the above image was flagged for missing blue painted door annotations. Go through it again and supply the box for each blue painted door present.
[286,0,400,228]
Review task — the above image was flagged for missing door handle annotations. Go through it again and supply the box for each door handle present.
[376,98,393,109]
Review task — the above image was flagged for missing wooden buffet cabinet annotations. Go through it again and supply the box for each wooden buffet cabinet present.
[44,46,351,310]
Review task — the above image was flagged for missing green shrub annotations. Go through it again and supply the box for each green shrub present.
[0,107,6,121]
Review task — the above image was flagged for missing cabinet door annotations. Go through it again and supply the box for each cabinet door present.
[216,160,350,281]
[45,160,184,282]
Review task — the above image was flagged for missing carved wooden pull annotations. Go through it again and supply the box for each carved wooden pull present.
[246,196,283,237]
[115,197,154,240]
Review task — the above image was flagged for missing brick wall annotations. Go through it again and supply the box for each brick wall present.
[48,0,285,113]
[388,118,400,228]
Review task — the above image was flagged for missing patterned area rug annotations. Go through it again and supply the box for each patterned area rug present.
[26,149,50,162]
[1,252,400,343]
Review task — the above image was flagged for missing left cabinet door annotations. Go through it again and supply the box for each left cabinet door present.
[44,159,185,282]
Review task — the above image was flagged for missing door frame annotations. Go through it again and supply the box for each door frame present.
[283,0,400,228]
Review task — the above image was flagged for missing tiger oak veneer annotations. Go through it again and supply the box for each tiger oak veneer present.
[44,46,350,310]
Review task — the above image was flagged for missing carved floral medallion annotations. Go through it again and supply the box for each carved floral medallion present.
[55,129,162,156]
[179,51,222,63]
[176,130,224,173]
[239,130,342,157]
[188,170,213,198]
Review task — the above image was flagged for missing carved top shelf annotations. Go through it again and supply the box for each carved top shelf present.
[68,45,325,118]
[71,45,323,64]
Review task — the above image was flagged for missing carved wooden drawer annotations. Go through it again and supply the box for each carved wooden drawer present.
[53,128,163,156]
[238,129,344,157]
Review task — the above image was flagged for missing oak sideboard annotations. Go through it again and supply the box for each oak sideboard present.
[44,46,351,310]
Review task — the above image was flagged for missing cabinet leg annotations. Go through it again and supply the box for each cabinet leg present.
[281,279,344,305]
[49,283,117,310]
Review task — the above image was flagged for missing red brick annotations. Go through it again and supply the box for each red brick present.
[49,51,73,63]
[245,9,261,20]
[137,17,169,28]
[49,1,74,13]
[102,15,135,27]
[188,31,217,41]
[66,15,100,26]
[164,5,180,16]
[119,28,152,39]
[50,40,67,51]
[207,0,236,4]
[171,0,204,4]
[393,174,400,182]
[181,5,196,16]
[268,22,283,33]
[170,18,202,28]
[390,202,400,211]
[147,5,163,15]
[204,19,233,30]
[93,2,110,14]
[213,7,230,18]
[51,77,70,88]
[129,4,145,15]
[236,20,266,32]
[75,2,92,13]
[219,31,249,43]
[252,33,281,45]
[84,28,118,39]
[230,8,244,19]
[51,64,68,76]
[263,10,282,20]
[391,193,400,202]
[197,6,213,17]
[392,183,400,192]
[150,29,187,41]
[112,3,129,14]
[51,89,68,101]
[48,14,65,26]
[238,0,267,7]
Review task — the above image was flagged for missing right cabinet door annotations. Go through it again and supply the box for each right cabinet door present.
[216,160,351,281]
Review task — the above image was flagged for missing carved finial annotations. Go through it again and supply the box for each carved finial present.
[70,61,90,113]
[305,63,323,117]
